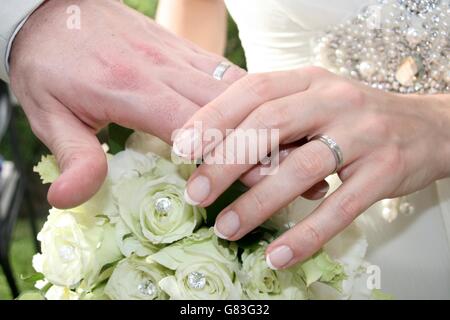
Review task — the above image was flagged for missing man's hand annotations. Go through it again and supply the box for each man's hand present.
[9,0,245,209]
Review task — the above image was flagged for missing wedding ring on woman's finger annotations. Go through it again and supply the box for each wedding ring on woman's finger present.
[310,134,344,174]
[213,62,232,80]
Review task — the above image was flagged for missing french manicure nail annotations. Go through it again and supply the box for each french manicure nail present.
[214,211,240,239]
[266,245,294,270]
[184,175,210,205]
[173,128,200,158]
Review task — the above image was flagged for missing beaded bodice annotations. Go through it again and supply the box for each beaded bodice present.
[315,0,450,94]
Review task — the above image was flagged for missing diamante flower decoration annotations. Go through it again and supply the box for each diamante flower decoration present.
[188,271,206,290]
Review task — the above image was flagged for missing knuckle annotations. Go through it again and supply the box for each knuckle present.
[226,65,247,82]
[291,147,326,179]
[201,103,227,125]
[359,114,389,138]
[331,82,366,109]
[247,189,267,214]
[95,54,142,91]
[381,146,405,175]
[299,65,328,78]
[301,222,323,247]
[243,73,275,101]
[336,193,360,224]
[253,102,286,130]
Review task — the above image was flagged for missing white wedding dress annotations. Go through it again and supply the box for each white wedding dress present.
[225,0,450,299]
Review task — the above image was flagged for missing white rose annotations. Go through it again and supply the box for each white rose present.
[114,217,159,257]
[45,286,79,300]
[115,173,206,245]
[125,131,196,179]
[33,208,122,288]
[240,244,309,300]
[105,256,169,300]
[151,228,242,300]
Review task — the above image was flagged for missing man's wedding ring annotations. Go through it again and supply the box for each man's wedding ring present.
[213,62,231,80]
[310,134,344,174]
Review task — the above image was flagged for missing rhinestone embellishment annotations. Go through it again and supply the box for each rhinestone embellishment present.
[315,0,450,94]
[154,197,172,214]
[137,280,157,297]
[58,245,76,262]
[188,271,206,289]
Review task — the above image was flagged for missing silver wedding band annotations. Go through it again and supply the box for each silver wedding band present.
[213,62,231,80]
[310,134,344,174]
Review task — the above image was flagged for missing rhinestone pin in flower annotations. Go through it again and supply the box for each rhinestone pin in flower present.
[138,280,158,298]
[154,197,172,215]
[188,271,206,290]
[315,0,450,94]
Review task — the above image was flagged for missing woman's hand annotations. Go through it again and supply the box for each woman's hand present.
[174,66,450,269]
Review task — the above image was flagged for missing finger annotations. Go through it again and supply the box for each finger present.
[85,82,201,143]
[239,146,295,186]
[172,68,319,158]
[213,137,359,240]
[128,87,200,143]
[184,92,324,207]
[242,166,329,199]
[265,166,387,270]
[30,101,107,209]
[189,54,247,84]
[161,67,231,106]
[239,146,329,201]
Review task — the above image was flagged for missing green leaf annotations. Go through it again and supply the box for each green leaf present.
[20,272,45,284]
[205,181,278,249]
[205,180,248,226]
[108,124,134,154]
[235,224,278,250]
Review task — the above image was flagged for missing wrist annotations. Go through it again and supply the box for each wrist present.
[420,94,450,179]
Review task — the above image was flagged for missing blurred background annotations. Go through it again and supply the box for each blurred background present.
[0,0,245,299]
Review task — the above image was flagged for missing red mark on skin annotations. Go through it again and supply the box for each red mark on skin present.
[125,36,169,66]
[94,51,143,91]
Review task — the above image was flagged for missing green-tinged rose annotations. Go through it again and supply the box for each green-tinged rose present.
[80,284,110,300]
[300,250,347,290]
[150,228,242,300]
[33,155,60,184]
[126,131,173,160]
[115,173,206,244]
[105,256,169,300]
[240,244,309,300]
[33,209,122,288]
[108,149,176,184]
[114,218,159,257]
[125,131,196,180]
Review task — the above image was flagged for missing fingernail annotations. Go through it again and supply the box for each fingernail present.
[184,175,210,205]
[214,210,240,239]
[173,128,200,158]
[266,245,294,270]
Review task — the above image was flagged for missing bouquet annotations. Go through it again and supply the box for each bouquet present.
[25,131,379,300]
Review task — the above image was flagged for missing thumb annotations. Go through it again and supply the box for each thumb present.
[34,108,107,209]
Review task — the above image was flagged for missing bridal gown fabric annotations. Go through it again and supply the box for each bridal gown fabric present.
[225,0,450,299]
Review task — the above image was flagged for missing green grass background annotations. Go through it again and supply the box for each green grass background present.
[0,0,245,299]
